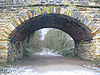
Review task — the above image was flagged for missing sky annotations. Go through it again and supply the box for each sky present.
[40,28,50,40]
[39,28,73,41]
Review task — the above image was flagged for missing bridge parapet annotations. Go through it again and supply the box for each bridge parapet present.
[0,0,100,6]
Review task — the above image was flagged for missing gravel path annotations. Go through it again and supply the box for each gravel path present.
[0,49,100,75]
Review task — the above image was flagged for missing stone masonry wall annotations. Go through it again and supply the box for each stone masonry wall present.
[8,41,23,62]
[0,0,100,62]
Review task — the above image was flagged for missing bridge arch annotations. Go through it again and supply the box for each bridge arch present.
[0,6,100,62]
[10,13,92,42]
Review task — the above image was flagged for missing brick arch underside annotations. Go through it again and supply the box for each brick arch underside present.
[10,13,93,43]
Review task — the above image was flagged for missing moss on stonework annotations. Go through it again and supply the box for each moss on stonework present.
[0,60,8,64]
[91,57,100,66]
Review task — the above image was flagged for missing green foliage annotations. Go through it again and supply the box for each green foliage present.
[0,60,8,64]
[91,58,100,67]
[23,30,42,56]
[23,49,33,56]
[24,32,35,44]
[42,29,74,51]
[57,48,75,57]
[23,31,42,49]
[23,28,75,57]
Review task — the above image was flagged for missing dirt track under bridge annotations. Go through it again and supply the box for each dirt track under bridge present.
[0,49,100,75]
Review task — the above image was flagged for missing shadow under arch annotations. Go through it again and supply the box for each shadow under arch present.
[10,13,93,43]
[8,13,94,62]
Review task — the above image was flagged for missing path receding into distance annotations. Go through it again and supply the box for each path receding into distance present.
[1,49,100,75]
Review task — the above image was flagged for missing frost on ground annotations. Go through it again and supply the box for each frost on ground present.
[83,65,100,72]
[1,66,34,75]
[1,48,100,75]
[1,66,100,75]
[36,48,61,56]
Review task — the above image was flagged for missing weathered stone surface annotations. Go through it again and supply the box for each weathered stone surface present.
[0,0,100,63]
[8,41,23,62]
[10,13,92,42]
[76,40,97,60]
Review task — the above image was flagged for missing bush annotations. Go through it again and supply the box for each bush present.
[23,49,33,57]
[57,48,75,57]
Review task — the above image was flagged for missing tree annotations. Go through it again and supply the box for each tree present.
[23,30,42,50]
[43,28,74,51]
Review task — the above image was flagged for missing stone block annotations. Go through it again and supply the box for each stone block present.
[0,1,100,63]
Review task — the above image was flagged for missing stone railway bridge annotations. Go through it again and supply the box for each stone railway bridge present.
[0,0,100,63]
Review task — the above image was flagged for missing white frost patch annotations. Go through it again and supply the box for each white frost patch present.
[83,65,100,72]
[1,69,100,75]
[1,64,100,75]
[40,70,100,75]
[37,48,62,56]
[1,66,35,75]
